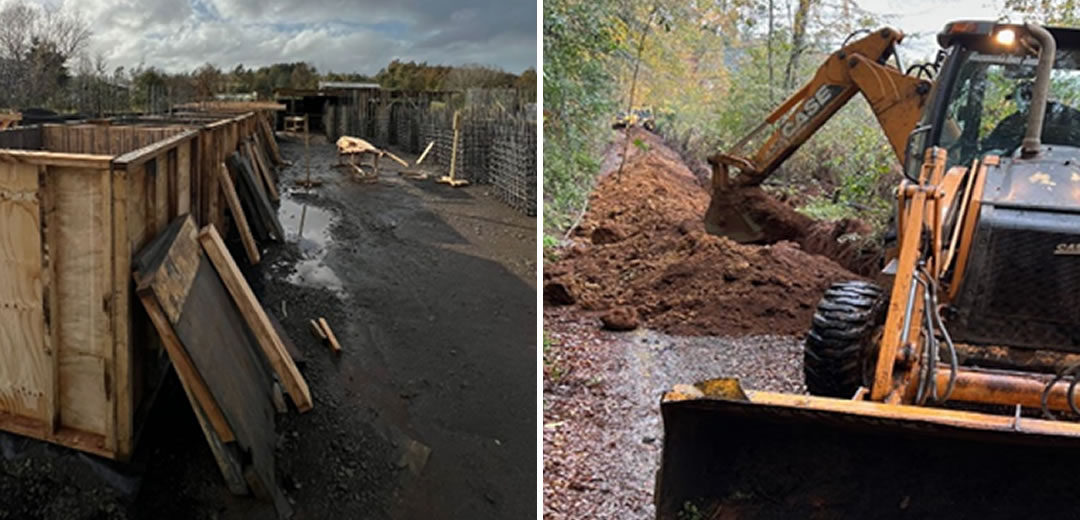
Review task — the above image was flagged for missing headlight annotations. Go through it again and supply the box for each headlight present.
[995,28,1016,46]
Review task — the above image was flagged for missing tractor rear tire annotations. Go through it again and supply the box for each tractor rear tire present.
[804,280,886,398]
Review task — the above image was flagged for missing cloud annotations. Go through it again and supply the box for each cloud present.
[55,0,535,74]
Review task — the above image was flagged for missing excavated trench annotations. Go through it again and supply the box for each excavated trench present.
[544,128,877,337]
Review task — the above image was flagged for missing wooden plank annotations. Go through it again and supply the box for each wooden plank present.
[198,226,313,412]
[0,161,50,424]
[112,130,198,170]
[177,140,191,216]
[246,140,278,202]
[38,165,59,434]
[53,166,112,436]
[167,149,178,219]
[111,166,133,458]
[0,410,110,458]
[217,162,261,265]
[310,319,327,341]
[138,214,200,324]
[0,149,113,169]
[384,150,409,168]
[318,318,342,354]
[179,375,249,495]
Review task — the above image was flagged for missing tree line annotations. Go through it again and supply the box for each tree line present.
[543,0,1074,234]
[0,0,536,115]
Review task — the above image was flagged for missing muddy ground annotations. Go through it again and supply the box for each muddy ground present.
[543,308,804,519]
[542,128,1080,519]
[0,135,536,519]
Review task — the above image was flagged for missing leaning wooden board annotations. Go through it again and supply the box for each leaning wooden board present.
[134,215,292,517]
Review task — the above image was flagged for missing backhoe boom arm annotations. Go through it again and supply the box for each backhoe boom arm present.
[712,27,932,189]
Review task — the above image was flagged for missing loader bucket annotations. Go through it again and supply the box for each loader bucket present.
[656,378,1080,519]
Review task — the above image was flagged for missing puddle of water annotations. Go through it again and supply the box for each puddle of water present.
[278,196,346,297]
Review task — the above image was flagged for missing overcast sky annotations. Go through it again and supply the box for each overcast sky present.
[61,0,536,75]
[857,0,1005,58]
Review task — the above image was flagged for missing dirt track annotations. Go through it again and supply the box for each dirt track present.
[542,128,1080,520]
[0,135,536,519]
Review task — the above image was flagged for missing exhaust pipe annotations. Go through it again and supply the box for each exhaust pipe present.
[1022,23,1056,158]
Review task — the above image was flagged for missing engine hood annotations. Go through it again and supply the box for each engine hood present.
[983,145,1080,213]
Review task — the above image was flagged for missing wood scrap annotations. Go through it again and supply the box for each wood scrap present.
[310,319,327,341]
[336,135,407,170]
[437,175,469,187]
[294,179,323,188]
[399,169,430,180]
[217,162,260,265]
[317,318,342,354]
[417,141,435,165]
[384,150,409,168]
[200,225,313,412]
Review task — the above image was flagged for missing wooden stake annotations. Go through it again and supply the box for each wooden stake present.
[417,141,435,165]
[437,110,469,187]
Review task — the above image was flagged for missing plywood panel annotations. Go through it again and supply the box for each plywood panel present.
[0,162,49,423]
[53,167,111,435]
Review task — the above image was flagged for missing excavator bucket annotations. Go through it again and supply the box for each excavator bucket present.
[703,187,767,243]
[704,184,811,244]
[655,378,1080,519]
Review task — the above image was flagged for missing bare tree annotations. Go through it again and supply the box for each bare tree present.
[0,0,91,107]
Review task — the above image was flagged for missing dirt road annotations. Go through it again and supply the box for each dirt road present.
[542,308,804,519]
[0,136,536,520]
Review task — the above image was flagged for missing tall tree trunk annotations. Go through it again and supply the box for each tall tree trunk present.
[767,0,774,102]
[784,0,813,90]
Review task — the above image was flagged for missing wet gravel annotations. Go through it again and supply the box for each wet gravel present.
[542,307,806,519]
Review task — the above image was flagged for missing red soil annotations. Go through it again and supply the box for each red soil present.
[545,135,865,336]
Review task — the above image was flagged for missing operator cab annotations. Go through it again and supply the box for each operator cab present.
[909,22,1080,175]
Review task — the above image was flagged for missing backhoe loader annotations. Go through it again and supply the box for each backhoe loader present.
[658,22,1080,517]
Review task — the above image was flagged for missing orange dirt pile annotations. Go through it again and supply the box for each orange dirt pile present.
[545,140,863,337]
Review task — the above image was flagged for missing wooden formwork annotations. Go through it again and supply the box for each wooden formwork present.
[0,113,273,460]
[90,111,275,232]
